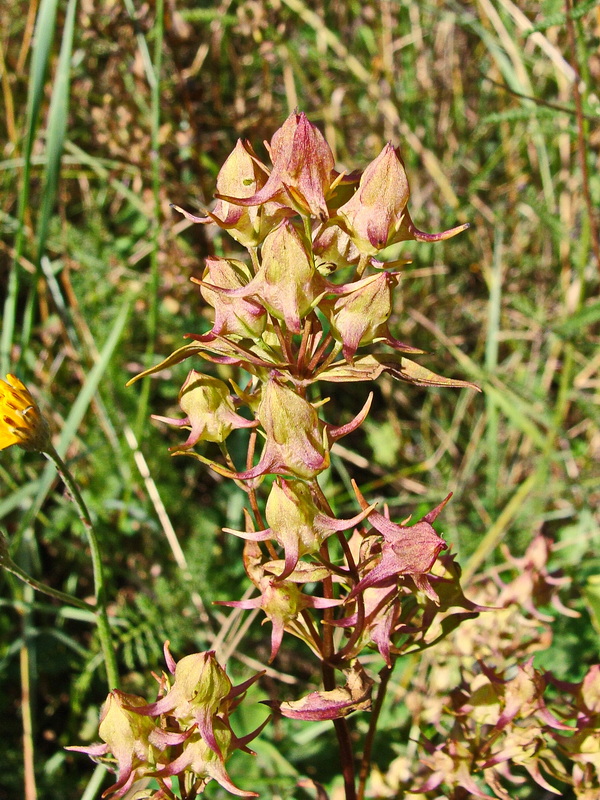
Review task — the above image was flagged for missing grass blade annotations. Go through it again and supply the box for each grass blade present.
[1,0,59,375]
[21,0,79,356]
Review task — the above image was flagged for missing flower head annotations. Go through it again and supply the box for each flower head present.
[152,370,257,451]
[217,111,336,220]
[338,143,468,255]
[0,374,51,453]
[225,478,375,579]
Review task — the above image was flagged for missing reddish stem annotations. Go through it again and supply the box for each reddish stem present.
[319,539,357,800]
[273,319,295,365]
[296,315,313,374]
[331,592,365,666]
[357,663,394,800]
[307,331,334,373]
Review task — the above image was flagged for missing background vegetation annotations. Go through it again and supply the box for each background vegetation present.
[1,1,599,798]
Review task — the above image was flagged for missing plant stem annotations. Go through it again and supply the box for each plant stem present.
[333,717,357,800]
[45,444,119,690]
[357,663,394,800]
[0,554,92,612]
[320,539,357,800]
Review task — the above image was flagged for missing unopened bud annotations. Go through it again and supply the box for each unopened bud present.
[153,370,256,450]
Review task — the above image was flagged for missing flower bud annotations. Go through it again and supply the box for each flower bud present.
[127,650,235,759]
[253,221,322,333]
[152,370,256,450]
[218,575,341,661]
[174,139,279,248]
[216,112,335,220]
[261,478,375,578]
[338,143,468,255]
[325,272,395,360]
[265,479,321,554]
[97,691,157,764]
[201,222,325,335]
[247,378,328,480]
[170,650,233,721]
[68,690,162,798]
[338,143,410,255]
[197,257,266,341]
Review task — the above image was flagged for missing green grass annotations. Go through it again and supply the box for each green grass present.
[0,0,599,798]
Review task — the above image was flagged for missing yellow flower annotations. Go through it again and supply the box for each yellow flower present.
[0,374,51,453]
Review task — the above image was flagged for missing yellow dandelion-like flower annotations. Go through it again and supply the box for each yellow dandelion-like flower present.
[0,374,51,453]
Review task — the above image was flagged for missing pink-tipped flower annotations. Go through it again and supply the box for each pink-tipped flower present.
[350,488,451,602]
[225,478,375,579]
[68,647,266,799]
[193,257,267,342]
[323,271,422,362]
[216,111,335,220]
[338,143,468,255]
[152,370,257,450]
[173,139,287,247]
[218,575,341,662]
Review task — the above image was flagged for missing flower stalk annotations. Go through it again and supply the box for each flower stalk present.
[44,444,119,691]
[0,374,119,692]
